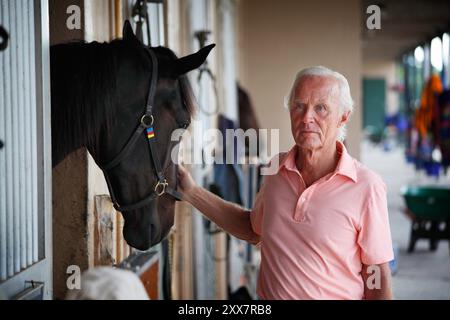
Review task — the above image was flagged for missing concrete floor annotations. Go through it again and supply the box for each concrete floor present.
[361,141,450,300]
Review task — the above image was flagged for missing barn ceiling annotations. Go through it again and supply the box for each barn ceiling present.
[362,0,450,62]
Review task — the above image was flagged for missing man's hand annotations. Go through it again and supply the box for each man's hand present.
[176,164,259,244]
[177,164,197,202]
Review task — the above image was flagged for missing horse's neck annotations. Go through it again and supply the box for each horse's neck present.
[51,104,87,167]
[51,43,115,165]
[51,93,106,167]
[51,44,104,167]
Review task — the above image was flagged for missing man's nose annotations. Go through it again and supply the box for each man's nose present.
[301,107,315,123]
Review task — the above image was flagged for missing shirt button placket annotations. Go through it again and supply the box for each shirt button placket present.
[295,194,306,222]
[301,196,307,222]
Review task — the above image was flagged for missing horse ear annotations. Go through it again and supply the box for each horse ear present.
[123,20,137,42]
[173,44,216,76]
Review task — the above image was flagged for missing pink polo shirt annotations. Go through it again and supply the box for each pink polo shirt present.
[250,141,393,300]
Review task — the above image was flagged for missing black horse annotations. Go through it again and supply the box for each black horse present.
[51,21,214,250]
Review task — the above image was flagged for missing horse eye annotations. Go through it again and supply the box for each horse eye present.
[179,122,190,129]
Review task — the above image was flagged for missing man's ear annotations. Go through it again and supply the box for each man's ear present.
[123,20,137,42]
[339,110,351,127]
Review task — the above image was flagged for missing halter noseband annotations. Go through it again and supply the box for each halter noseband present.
[99,47,182,212]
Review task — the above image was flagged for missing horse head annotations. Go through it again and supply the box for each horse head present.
[51,21,214,250]
[104,22,213,250]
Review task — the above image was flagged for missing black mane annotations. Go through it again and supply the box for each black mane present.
[50,40,122,162]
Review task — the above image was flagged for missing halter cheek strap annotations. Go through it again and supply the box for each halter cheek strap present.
[98,48,182,212]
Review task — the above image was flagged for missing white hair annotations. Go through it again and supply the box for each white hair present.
[284,66,354,141]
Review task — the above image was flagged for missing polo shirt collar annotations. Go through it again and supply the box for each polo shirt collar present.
[334,141,358,183]
[278,140,358,183]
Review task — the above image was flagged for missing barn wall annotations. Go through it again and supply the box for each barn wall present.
[164,0,195,300]
[214,0,238,298]
[83,0,115,270]
[49,0,89,300]
[165,0,243,300]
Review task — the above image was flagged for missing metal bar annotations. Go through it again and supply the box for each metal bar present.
[145,0,151,45]
[17,0,27,271]
[14,282,44,300]
[3,0,14,279]
[24,0,33,267]
[23,0,31,267]
[9,0,21,276]
[29,0,38,264]
[0,0,6,282]
[35,0,53,298]
[157,3,164,46]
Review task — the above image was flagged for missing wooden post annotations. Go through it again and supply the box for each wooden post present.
[114,0,122,38]
[116,214,124,263]
[94,195,117,266]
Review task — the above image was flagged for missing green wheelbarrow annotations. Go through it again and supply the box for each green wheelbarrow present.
[401,186,450,254]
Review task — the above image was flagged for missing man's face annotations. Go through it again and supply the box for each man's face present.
[289,75,349,151]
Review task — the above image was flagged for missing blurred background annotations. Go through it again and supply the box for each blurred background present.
[0,0,449,300]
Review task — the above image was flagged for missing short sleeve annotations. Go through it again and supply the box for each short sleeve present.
[357,181,394,265]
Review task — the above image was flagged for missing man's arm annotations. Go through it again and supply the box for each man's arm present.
[361,263,393,300]
[177,165,260,244]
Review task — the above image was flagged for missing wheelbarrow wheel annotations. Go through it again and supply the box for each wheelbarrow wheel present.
[407,235,417,253]
[407,222,418,253]
[429,221,439,251]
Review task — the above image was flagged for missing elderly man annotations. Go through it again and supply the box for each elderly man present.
[177,66,394,300]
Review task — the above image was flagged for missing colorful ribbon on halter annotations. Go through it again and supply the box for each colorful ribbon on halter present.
[146,127,155,139]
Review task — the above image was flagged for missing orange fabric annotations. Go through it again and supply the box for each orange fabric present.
[415,74,443,138]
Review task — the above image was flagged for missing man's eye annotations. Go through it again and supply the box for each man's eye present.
[316,104,327,113]
[294,103,305,110]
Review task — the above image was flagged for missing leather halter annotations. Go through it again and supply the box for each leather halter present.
[99,48,183,212]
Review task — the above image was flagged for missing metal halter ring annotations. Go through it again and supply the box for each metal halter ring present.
[141,114,154,127]
[154,179,169,196]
